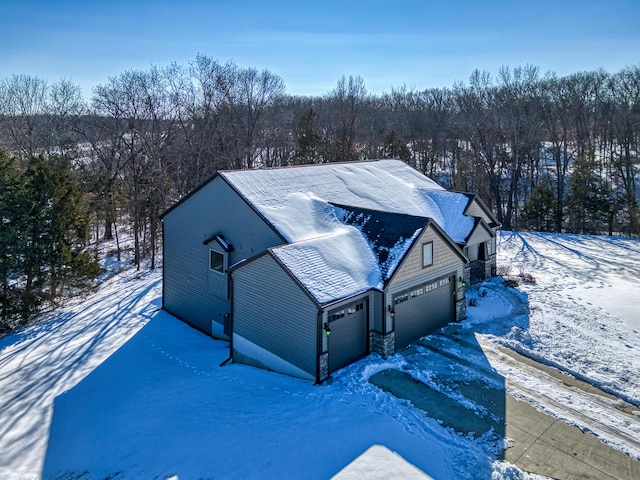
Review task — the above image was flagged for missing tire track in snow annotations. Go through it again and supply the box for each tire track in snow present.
[425,331,640,459]
[478,339,640,459]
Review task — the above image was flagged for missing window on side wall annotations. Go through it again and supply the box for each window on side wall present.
[422,241,433,268]
[210,250,225,273]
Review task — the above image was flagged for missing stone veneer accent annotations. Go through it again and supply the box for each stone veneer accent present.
[464,266,472,288]
[318,352,329,383]
[456,297,467,322]
[370,330,395,358]
[469,257,498,286]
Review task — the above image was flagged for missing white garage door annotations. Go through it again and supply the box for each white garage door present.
[393,275,455,349]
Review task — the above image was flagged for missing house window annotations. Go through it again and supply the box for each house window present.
[210,250,224,273]
[422,241,433,268]
[347,303,363,315]
[410,287,424,298]
[328,310,345,322]
[394,294,409,305]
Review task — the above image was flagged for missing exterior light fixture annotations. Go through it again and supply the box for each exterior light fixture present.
[324,322,332,336]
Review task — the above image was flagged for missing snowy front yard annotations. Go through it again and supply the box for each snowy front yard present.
[1,232,639,479]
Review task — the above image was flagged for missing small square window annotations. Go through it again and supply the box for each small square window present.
[422,242,433,268]
[210,250,224,273]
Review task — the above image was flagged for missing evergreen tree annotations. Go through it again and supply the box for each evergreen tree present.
[0,151,101,332]
[24,156,102,301]
[568,154,612,234]
[293,107,322,164]
[0,151,30,329]
[523,180,556,232]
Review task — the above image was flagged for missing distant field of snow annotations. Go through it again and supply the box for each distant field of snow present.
[0,231,638,479]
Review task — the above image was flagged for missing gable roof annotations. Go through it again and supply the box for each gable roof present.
[265,210,467,307]
[219,159,475,244]
[269,203,434,306]
[269,228,383,306]
[332,203,426,282]
[462,193,501,230]
[465,217,495,245]
[168,160,489,306]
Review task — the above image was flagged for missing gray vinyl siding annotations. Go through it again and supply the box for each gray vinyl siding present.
[466,222,493,246]
[465,223,494,262]
[163,176,284,334]
[387,224,465,313]
[466,198,496,226]
[386,228,464,347]
[467,243,479,261]
[372,290,384,332]
[389,224,463,288]
[233,254,319,377]
[207,262,228,297]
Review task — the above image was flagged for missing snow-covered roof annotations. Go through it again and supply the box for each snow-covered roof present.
[221,159,474,244]
[270,228,383,306]
[424,190,476,243]
[333,204,426,282]
[222,160,476,305]
[269,205,432,305]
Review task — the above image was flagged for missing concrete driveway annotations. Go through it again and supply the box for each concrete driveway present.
[370,337,640,480]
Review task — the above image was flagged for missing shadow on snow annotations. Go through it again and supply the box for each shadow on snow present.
[0,272,160,474]
[368,279,531,459]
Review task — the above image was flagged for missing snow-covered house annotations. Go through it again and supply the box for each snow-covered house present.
[161,160,499,382]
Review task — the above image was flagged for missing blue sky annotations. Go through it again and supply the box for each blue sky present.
[2,0,639,97]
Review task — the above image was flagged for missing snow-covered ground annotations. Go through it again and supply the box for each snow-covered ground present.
[494,231,640,403]
[0,231,638,479]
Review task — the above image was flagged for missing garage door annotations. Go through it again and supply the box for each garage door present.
[327,299,368,372]
[393,275,455,349]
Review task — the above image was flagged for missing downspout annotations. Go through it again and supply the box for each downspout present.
[161,219,165,310]
[220,270,234,367]
[315,309,324,384]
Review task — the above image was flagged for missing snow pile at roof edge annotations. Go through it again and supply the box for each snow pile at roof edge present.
[423,190,474,243]
[271,229,383,305]
[260,192,343,243]
[221,159,475,244]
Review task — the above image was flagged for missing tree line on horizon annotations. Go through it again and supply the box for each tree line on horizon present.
[0,55,639,330]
